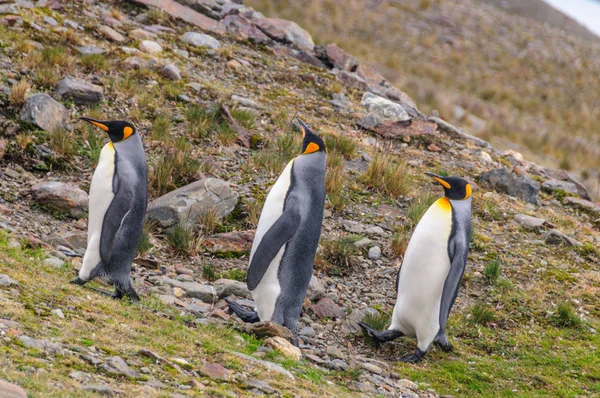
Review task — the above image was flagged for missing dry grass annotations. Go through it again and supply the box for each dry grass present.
[48,127,78,159]
[198,207,221,236]
[9,80,30,107]
[362,154,410,199]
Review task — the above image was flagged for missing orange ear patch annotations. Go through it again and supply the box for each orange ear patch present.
[303,142,320,154]
[123,126,133,139]
[464,184,472,199]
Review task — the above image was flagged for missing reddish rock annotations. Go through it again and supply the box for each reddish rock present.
[0,379,27,398]
[512,166,528,176]
[201,230,254,253]
[324,43,358,71]
[311,297,343,319]
[0,15,22,26]
[97,25,125,42]
[208,308,230,321]
[249,321,293,340]
[199,363,232,380]
[220,14,270,43]
[427,143,442,152]
[355,63,386,86]
[175,266,194,276]
[254,17,314,51]
[372,119,437,139]
[31,181,88,218]
[333,70,369,91]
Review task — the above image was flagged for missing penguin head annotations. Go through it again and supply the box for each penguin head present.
[80,117,137,143]
[425,172,472,200]
[297,118,326,155]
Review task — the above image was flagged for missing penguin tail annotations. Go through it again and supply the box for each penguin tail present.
[358,322,403,343]
[225,298,260,323]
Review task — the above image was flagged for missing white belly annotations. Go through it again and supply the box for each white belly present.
[80,143,116,280]
[249,159,294,320]
[390,198,452,349]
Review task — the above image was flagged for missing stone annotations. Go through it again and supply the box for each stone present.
[98,25,126,42]
[19,93,68,132]
[220,14,270,43]
[54,76,104,105]
[249,321,293,340]
[514,214,552,230]
[341,307,378,335]
[324,43,358,71]
[138,40,162,54]
[477,150,493,164]
[102,356,139,378]
[69,371,91,382]
[0,379,27,398]
[244,379,275,394]
[563,197,600,216]
[479,168,540,204]
[199,363,231,380]
[161,64,181,80]
[306,275,325,301]
[359,362,383,374]
[398,379,419,391]
[254,18,314,51]
[201,230,254,253]
[122,56,148,70]
[82,384,117,396]
[326,346,345,359]
[147,178,238,231]
[368,246,381,260]
[427,143,442,152]
[231,95,261,109]
[18,336,63,355]
[541,179,580,196]
[175,266,194,276]
[51,309,65,319]
[0,275,18,288]
[162,279,215,303]
[353,237,373,248]
[264,336,301,360]
[348,382,377,393]
[360,92,410,122]
[31,181,88,218]
[311,297,343,319]
[0,319,22,330]
[76,45,107,55]
[328,359,349,371]
[299,327,315,338]
[180,32,221,49]
[213,279,251,299]
[357,113,383,130]
[230,352,294,380]
[544,230,580,247]
[544,169,591,200]
[43,257,64,268]
[428,116,491,149]
[129,28,151,40]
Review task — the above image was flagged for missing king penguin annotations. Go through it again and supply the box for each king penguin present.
[359,172,472,362]
[70,117,148,301]
[226,119,327,345]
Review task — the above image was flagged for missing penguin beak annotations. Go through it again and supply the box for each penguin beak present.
[80,116,109,132]
[424,172,451,189]
[296,118,309,138]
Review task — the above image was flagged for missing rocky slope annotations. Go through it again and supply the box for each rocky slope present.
[0,0,599,397]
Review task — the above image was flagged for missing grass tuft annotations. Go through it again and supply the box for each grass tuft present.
[165,224,195,256]
[9,80,30,107]
[553,302,582,328]
[483,258,501,284]
[317,236,360,275]
[470,302,495,326]
[362,155,410,199]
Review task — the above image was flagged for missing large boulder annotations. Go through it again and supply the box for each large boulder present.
[54,76,104,106]
[254,17,314,51]
[0,379,27,398]
[31,181,88,218]
[479,168,540,204]
[322,43,358,71]
[220,14,270,43]
[213,278,251,299]
[147,178,238,231]
[360,92,410,123]
[19,93,68,131]
[563,197,600,217]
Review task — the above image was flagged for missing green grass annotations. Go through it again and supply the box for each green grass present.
[165,224,195,256]
[553,302,582,328]
[407,191,437,226]
[317,235,361,276]
[483,258,502,284]
[470,302,495,326]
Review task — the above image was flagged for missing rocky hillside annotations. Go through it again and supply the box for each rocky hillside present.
[0,0,599,397]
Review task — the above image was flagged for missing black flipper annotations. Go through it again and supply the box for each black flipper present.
[400,348,426,363]
[358,322,403,343]
[439,226,470,333]
[246,199,301,291]
[99,172,133,265]
[225,298,260,323]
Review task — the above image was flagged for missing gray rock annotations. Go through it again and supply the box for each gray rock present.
[76,46,107,55]
[43,257,64,268]
[306,275,325,301]
[69,370,91,382]
[360,92,410,122]
[31,181,88,218]
[563,197,600,217]
[254,17,314,51]
[43,16,57,26]
[328,358,349,371]
[102,356,139,378]
[230,352,294,380]
[163,279,215,303]
[428,116,491,149]
[368,246,381,260]
[50,309,65,319]
[138,40,162,54]
[299,327,315,338]
[544,229,580,247]
[341,220,386,235]
[359,362,382,374]
[18,336,64,355]
[180,32,221,49]
[147,178,238,231]
[54,76,104,105]
[541,179,579,196]
[0,274,18,288]
[231,95,261,109]
[341,307,378,335]
[98,25,125,42]
[213,279,250,299]
[514,214,549,229]
[479,168,540,204]
[0,5,19,15]
[122,56,148,70]
[357,113,383,130]
[326,346,345,359]
[353,237,373,248]
[220,14,271,44]
[244,378,275,394]
[19,93,68,132]
[0,379,27,398]
[82,384,117,396]
[161,64,181,81]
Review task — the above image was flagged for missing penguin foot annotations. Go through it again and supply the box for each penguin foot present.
[358,322,403,343]
[400,349,426,363]
[433,335,454,353]
[225,298,260,323]
[69,276,87,286]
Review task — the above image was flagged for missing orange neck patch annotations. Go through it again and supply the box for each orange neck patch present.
[464,184,472,199]
[303,142,320,154]
[435,197,452,212]
[123,126,133,140]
